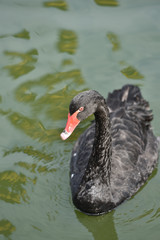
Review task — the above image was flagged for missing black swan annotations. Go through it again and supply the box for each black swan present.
[60,85,159,215]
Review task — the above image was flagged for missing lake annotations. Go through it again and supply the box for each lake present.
[0,0,160,239]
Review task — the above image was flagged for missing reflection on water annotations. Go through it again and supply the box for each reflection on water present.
[0,29,30,40]
[4,146,56,174]
[0,170,34,204]
[44,1,68,10]
[15,161,56,174]
[148,207,160,223]
[127,208,154,223]
[15,69,85,121]
[0,26,86,223]
[4,146,53,162]
[58,30,78,54]
[75,210,118,240]
[121,65,144,79]
[8,111,56,143]
[13,29,30,40]
[4,49,38,79]
[94,0,119,7]
[0,219,16,238]
[106,31,144,81]
[107,32,121,51]
[61,59,73,66]
[0,65,85,143]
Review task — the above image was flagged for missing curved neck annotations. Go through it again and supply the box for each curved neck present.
[86,100,112,183]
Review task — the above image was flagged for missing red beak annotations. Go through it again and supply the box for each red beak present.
[60,110,80,140]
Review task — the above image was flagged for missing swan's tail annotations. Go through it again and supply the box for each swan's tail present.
[106,84,144,111]
[106,84,153,127]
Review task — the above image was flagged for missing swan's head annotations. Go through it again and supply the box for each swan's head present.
[60,90,103,140]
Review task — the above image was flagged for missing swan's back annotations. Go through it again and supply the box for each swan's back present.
[70,85,159,211]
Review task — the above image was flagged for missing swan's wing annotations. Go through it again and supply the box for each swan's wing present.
[109,104,158,206]
[110,127,158,206]
[107,85,158,205]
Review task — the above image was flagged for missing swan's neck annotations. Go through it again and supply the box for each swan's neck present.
[73,99,112,214]
[86,101,112,183]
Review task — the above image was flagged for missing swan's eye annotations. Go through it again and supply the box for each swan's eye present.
[79,107,84,112]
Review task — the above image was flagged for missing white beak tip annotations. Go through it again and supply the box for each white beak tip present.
[60,130,71,140]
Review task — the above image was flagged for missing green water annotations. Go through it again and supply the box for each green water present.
[0,0,160,239]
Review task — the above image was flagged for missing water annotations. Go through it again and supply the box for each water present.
[0,0,160,239]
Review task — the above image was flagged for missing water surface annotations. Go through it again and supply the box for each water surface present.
[0,0,160,239]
